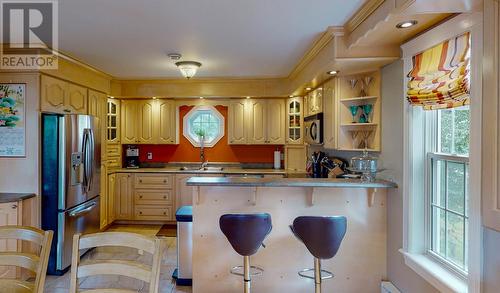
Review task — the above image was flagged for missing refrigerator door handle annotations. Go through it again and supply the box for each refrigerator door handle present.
[82,129,89,192]
[68,201,97,218]
[88,129,95,192]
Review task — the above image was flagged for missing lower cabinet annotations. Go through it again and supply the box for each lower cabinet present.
[110,173,175,222]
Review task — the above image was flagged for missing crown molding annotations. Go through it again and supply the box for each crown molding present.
[345,0,385,34]
[287,26,343,80]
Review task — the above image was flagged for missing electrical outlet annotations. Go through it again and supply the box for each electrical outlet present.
[147,152,153,160]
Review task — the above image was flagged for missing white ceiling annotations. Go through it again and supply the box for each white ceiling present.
[59,0,366,79]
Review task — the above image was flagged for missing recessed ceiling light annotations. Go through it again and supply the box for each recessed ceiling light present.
[327,70,338,75]
[199,96,204,99]
[305,87,312,91]
[289,95,294,98]
[396,20,417,29]
[246,96,251,99]
[152,96,157,100]
[109,96,114,99]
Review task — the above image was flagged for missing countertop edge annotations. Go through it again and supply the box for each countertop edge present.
[0,193,36,203]
[186,177,398,188]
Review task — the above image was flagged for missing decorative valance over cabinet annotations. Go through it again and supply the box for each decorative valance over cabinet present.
[483,0,500,232]
[406,32,470,110]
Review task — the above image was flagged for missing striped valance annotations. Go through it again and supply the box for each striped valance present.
[407,32,470,110]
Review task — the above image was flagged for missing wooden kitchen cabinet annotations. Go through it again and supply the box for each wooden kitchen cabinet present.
[229,98,285,145]
[107,173,116,224]
[323,78,338,149]
[156,99,177,144]
[115,173,133,220]
[304,87,323,116]
[285,145,307,172]
[99,162,108,229]
[228,99,247,144]
[106,98,121,144]
[247,99,267,144]
[121,100,140,144]
[0,202,19,278]
[267,99,286,144]
[41,75,88,114]
[137,100,155,144]
[286,97,303,144]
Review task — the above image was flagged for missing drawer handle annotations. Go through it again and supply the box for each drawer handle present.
[11,204,17,209]
[163,180,167,183]
[139,211,143,215]
[163,196,166,199]
[139,195,143,199]
[139,179,143,183]
[163,212,166,215]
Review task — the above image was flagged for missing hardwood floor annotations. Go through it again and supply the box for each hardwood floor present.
[43,225,192,293]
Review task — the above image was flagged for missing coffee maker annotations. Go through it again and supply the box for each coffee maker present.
[125,145,140,168]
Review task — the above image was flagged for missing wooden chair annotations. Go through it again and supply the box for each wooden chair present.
[0,225,53,293]
[69,232,166,293]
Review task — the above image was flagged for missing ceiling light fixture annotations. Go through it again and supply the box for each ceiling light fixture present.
[175,61,202,79]
[396,20,417,29]
[246,96,251,99]
[305,87,312,91]
[109,96,114,99]
[199,96,204,99]
[289,95,294,98]
[327,70,338,75]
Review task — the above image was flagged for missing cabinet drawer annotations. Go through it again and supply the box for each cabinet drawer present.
[134,206,173,221]
[107,144,121,157]
[107,156,121,168]
[135,174,173,189]
[134,190,173,205]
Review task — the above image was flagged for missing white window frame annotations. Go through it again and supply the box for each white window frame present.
[400,13,482,293]
[183,105,225,147]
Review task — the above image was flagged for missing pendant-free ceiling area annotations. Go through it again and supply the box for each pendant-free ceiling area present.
[58,0,366,79]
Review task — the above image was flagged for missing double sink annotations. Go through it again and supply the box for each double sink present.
[178,166,224,171]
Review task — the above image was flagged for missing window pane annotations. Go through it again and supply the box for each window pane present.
[454,108,470,156]
[446,212,465,268]
[432,206,446,256]
[433,159,446,207]
[439,107,470,155]
[447,162,465,214]
[439,110,453,153]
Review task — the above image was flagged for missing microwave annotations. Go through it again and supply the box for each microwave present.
[304,113,323,145]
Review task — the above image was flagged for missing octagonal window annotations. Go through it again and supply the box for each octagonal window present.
[183,105,225,147]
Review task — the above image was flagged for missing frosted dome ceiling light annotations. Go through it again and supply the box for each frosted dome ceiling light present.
[175,61,202,79]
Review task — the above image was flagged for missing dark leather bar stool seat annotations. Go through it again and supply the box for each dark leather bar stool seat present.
[220,213,272,293]
[291,216,347,293]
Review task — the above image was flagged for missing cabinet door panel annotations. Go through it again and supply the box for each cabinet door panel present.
[323,79,337,149]
[157,99,177,144]
[228,100,246,144]
[247,100,267,144]
[107,99,121,144]
[108,174,116,223]
[267,99,285,144]
[41,75,67,113]
[115,173,133,220]
[67,83,87,114]
[0,202,19,278]
[120,101,138,144]
[138,100,155,144]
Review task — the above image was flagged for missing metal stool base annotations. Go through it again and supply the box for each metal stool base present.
[230,265,264,277]
[298,268,333,280]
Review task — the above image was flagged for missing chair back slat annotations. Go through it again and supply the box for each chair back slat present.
[0,252,39,272]
[79,232,156,254]
[77,260,152,282]
[0,226,53,293]
[0,226,45,245]
[70,232,166,293]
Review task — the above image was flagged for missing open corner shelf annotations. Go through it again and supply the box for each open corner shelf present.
[340,123,378,130]
[340,96,378,106]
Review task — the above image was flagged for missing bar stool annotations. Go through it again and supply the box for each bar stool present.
[220,213,272,293]
[290,216,347,293]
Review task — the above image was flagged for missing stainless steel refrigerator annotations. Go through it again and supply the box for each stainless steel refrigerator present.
[41,114,101,275]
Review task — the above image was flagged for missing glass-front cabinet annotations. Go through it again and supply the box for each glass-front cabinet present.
[107,98,120,143]
[286,97,303,144]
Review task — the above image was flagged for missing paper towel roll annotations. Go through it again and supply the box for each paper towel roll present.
[274,150,281,169]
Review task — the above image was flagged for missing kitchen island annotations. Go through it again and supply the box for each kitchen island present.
[187,176,397,293]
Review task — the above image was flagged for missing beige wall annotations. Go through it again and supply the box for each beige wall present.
[483,228,500,293]
[380,60,439,293]
[0,73,40,194]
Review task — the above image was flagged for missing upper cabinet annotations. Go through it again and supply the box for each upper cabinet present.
[483,0,500,232]
[323,79,337,149]
[156,99,177,144]
[228,98,285,145]
[41,75,88,114]
[228,100,246,144]
[304,88,323,117]
[286,97,303,144]
[121,99,178,145]
[106,98,121,144]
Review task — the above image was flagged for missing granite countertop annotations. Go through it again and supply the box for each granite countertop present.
[186,176,398,188]
[0,193,36,203]
[109,167,298,175]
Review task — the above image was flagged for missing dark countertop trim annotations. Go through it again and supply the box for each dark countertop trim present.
[186,177,398,188]
[108,167,300,175]
[0,193,36,203]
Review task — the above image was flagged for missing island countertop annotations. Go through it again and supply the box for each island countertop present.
[186,176,398,188]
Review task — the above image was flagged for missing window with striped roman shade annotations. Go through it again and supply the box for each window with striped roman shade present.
[406,32,470,110]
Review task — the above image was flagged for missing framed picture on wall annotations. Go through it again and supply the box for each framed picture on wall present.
[0,83,26,157]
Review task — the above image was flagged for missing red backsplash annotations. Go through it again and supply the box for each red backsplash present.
[127,105,283,163]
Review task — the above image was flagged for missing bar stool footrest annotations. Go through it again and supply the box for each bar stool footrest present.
[298,268,334,280]
[230,265,264,277]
